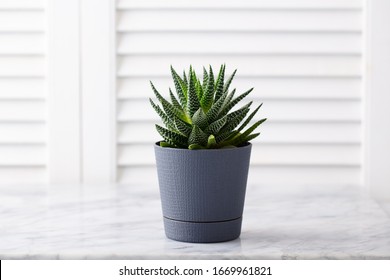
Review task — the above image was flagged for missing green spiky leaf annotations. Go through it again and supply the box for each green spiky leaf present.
[206,115,227,135]
[187,66,200,116]
[226,103,263,141]
[206,90,228,123]
[156,124,187,148]
[214,64,225,101]
[220,88,236,115]
[224,69,237,93]
[174,117,192,136]
[188,144,205,150]
[219,107,250,135]
[200,65,214,111]
[169,88,183,112]
[192,108,208,130]
[215,130,235,143]
[226,102,252,122]
[202,67,209,92]
[182,70,188,87]
[207,134,217,148]
[159,141,175,148]
[237,103,263,133]
[195,79,203,101]
[171,66,187,107]
[219,87,253,117]
[150,81,183,121]
[149,98,175,130]
[188,125,208,146]
[231,118,267,146]
[244,133,260,142]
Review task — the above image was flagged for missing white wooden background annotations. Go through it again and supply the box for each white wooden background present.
[5,0,390,194]
[116,0,363,187]
[0,0,47,183]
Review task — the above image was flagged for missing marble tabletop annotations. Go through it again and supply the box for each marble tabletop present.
[0,183,389,260]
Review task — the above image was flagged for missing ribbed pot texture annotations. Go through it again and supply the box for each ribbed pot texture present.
[154,142,252,243]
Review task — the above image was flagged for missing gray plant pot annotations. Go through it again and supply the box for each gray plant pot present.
[154,142,252,243]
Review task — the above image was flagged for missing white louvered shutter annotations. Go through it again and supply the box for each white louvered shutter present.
[116,0,363,186]
[0,0,47,184]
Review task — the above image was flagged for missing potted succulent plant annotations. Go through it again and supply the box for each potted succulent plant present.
[150,64,266,243]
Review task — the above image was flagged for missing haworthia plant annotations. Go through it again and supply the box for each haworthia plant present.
[150,64,267,149]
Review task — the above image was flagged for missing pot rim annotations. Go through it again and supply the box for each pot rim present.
[154,141,252,152]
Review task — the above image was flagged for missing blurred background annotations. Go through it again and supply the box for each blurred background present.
[0,0,382,194]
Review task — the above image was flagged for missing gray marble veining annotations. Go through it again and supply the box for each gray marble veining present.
[0,184,389,259]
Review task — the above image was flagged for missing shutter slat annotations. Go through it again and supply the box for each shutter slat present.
[0,11,45,32]
[0,0,44,10]
[118,55,361,77]
[0,34,44,55]
[0,145,45,165]
[0,79,45,99]
[0,57,44,77]
[117,10,361,32]
[0,123,45,144]
[118,77,361,99]
[117,0,362,10]
[118,33,361,55]
[0,101,45,121]
[0,167,46,184]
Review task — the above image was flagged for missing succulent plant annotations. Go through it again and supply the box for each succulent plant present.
[150,64,266,149]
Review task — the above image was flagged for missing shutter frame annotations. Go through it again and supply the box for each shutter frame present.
[47,0,81,183]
